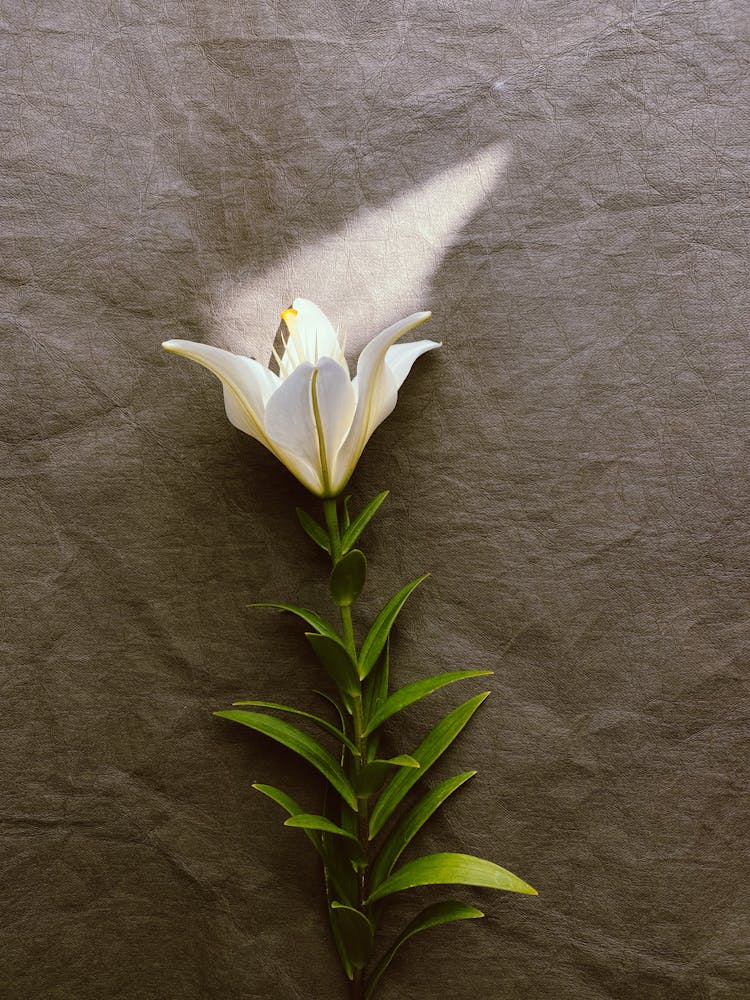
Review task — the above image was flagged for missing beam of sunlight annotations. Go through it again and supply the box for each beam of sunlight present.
[212,141,510,361]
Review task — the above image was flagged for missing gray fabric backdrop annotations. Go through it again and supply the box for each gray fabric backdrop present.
[3,1,749,997]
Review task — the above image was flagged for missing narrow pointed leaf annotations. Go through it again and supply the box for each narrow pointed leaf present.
[370,771,477,888]
[215,710,358,810]
[323,850,356,978]
[359,574,429,680]
[342,495,352,531]
[284,813,361,844]
[231,699,358,755]
[252,781,306,817]
[323,838,358,909]
[364,901,484,1000]
[367,852,538,905]
[355,756,420,799]
[337,801,358,840]
[314,690,348,737]
[306,632,360,699]
[320,802,360,904]
[363,642,390,720]
[363,643,390,761]
[368,692,489,838]
[330,902,374,970]
[249,602,339,640]
[341,490,389,552]
[251,783,322,855]
[296,507,331,553]
[327,886,355,981]
[386,754,421,767]
[364,670,493,735]
[256,782,359,901]
[329,548,367,607]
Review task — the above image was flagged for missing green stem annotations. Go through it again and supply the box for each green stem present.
[322,496,370,1000]
[341,606,356,659]
[323,498,342,560]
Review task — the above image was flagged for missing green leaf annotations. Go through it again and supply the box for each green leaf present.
[370,771,477,888]
[248,602,339,640]
[232,700,359,755]
[251,783,322,855]
[314,690,347,734]
[341,495,352,532]
[364,670,493,735]
[284,813,361,844]
[329,549,367,607]
[324,873,355,980]
[367,852,538,905]
[306,632,361,701]
[363,642,390,720]
[323,846,358,911]
[330,902,374,970]
[355,756,420,799]
[364,901,484,1000]
[215,710,358,810]
[328,906,355,981]
[341,490,389,552]
[386,754,421,767]
[362,643,390,761]
[296,507,331,553]
[368,692,489,838]
[359,574,429,680]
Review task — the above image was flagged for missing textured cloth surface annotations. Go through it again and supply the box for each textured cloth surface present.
[3,2,749,998]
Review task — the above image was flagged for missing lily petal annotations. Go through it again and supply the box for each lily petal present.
[279,298,347,376]
[311,357,357,495]
[263,362,325,495]
[385,339,442,390]
[337,311,433,481]
[162,340,279,442]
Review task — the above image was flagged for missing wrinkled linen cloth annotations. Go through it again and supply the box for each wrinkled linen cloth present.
[3,2,748,998]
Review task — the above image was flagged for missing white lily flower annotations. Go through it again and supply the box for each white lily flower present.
[162,298,440,497]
